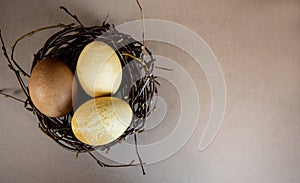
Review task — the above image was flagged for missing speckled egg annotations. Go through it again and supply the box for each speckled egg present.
[71,97,132,146]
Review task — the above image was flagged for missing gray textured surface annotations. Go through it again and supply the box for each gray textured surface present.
[1,0,300,182]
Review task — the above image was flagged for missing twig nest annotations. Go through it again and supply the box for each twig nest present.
[71,97,133,146]
[28,58,73,117]
[26,22,157,153]
[0,6,158,172]
[77,41,122,97]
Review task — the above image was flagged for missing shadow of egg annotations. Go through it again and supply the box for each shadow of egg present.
[72,74,93,112]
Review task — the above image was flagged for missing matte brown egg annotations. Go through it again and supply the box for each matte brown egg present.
[29,58,74,117]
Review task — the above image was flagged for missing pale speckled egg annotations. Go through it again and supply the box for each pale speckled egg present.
[76,41,122,97]
[71,97,132,146]
[28,58,73,117]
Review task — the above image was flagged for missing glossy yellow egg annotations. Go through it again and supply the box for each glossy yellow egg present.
[71,97,132,146]
[76,41,122,97]
[28,58,73,117]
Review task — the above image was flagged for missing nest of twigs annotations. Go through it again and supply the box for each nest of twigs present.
[0,6,158,174]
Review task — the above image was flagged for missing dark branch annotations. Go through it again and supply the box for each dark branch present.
[0,89,25,103]
[59,6,85,28]
[134,133,146,175]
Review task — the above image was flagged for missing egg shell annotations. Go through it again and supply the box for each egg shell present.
[76,41,122,97]
[29,58,74,117]
[71,97,132,146]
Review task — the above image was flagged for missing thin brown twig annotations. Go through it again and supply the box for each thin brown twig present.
[136,0,146,54]
[103,14,110,25]
[122,52,149,71]
[155,66,173,71]
[0,91,25,103]
[59,6,85,28]
[12,23,73,52]
[11,23,74,77]
[134,133,146,175]
[0,30,14,69]
[86,149,144,168]
[0,30,29,96]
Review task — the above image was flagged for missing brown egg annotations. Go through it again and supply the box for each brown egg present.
[29,58,74,117]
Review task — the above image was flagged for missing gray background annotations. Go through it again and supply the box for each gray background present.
[1,0,300,182]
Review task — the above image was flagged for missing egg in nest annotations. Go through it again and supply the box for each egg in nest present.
[76,41,122,97]
[28,58,73,117]
[71,97,132,146]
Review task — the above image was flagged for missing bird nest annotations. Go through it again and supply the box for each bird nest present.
[0,7,158,173]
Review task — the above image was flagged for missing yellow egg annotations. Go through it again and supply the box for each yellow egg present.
[71,97,132,146]
[28,58,73,117]
[76,41,122,97]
